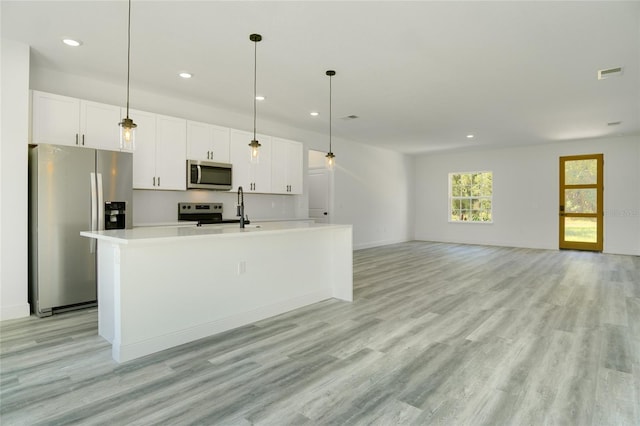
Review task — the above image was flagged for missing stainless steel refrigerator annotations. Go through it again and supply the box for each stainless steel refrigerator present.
[29,144,133,317]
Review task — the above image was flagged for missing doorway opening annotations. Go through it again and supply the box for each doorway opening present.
[559,154,603,251]
[308,150,333,223]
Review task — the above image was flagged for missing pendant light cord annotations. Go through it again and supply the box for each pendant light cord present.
[329,73,332,153]
[253,38,257,141]
[125,0,132,119]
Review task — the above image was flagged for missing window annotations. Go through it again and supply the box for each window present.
[449,171,493,222]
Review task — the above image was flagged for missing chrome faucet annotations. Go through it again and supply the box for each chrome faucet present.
[237,186,245,228]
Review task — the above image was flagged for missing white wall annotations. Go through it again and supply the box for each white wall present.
[332,140,414,249]
[414,135,640,255]
[0,39,30,320]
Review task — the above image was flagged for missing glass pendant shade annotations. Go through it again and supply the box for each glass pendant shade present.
[325,152,335,170]
[249,139,261,164]
[119,117,137,151]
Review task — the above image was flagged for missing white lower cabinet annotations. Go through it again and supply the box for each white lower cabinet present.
[271,137,303,194]
[131,109,186,190]
[230,130,271,193]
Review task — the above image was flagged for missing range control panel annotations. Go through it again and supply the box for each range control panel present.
[178,202,223,214]
[178,202,223,222]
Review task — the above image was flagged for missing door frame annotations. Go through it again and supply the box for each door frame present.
[308,150,334,224]
[559,153,604,251]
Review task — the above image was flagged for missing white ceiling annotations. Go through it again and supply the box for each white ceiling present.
[2,1,639,154]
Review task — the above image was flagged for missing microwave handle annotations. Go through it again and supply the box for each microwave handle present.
[197,165,202,184]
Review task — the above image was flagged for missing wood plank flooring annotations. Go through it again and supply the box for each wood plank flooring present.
[1,241,639,425]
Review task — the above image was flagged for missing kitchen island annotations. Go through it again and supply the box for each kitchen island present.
[81,222,352,363]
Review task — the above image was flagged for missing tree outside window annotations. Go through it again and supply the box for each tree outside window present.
[449,171,493,222]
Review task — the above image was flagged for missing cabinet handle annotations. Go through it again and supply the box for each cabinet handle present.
[207,151,210,160]
[153,177,156,186]
[82,134,85,146]
[158,177,161,187]
[75,134,79,145]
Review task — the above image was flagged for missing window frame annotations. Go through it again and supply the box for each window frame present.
[448,170,493,224]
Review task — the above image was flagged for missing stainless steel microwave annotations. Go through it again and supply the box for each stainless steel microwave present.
[186,160,232,190]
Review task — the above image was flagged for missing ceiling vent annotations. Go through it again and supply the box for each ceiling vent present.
[598,67,623,80]
[341,115,359,120]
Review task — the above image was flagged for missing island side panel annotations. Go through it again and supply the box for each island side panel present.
[111,227,352,363]
[331,226,353,302]
[96,240,117,343]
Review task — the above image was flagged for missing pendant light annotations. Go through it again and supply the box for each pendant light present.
[249,33,262,164]
[118,0,137,151]
[325,70,336,170]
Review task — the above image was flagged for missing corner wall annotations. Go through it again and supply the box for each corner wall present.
[414,136,640,255]
[1,39,30,320]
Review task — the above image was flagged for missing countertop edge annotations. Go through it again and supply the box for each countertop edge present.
[81,223,352,245]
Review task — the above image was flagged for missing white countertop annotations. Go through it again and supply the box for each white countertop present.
[81,221,350,245]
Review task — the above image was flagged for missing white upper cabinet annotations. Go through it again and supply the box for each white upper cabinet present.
[230,129,272,193]
[80,100,122,151]
[129,109,157,190]
[31,91,303,196]
[156,115,187,190]
[130,109,186,191]
[186,121,230,163]
[271,138,303,195]
[31,90,122,150]
[31,91,79,146]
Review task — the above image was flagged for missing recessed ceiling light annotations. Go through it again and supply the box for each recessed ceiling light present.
[466,134,475,139]
[179,72,192,79]
[255,95,265,101]
[310,112,319,116]
[62,38,82,47]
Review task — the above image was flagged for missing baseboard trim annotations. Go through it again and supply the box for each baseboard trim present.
[354,238,410,251]
[0,303,31,321]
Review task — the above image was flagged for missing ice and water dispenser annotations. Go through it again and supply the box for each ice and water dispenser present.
[104,201,126,230]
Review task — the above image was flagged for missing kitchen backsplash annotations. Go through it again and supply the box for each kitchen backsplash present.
[133,189,301,225]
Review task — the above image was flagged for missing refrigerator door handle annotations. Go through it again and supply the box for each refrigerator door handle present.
[90,172,97,253]
[97,173,105,231]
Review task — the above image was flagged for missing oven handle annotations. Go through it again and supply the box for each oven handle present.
[197,165,202,184]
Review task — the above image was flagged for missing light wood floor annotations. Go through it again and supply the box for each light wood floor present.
[1,242,639,425]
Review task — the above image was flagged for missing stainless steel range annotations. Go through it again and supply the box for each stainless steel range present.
[178,202,247,225]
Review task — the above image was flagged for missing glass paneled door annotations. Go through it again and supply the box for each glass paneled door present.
[559,154,603,251]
